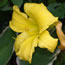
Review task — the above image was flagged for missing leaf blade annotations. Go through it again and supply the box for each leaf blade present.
[0,27,16,65]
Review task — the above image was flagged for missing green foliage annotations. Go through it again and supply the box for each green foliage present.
[0,27,16,65]
[11,0,23,7]
[0,4,12,11]
[48,3,65,18]
[48,0,56,5]
[31,48,54,65]
[0,2,12,11]
[0,11,12,33]
[0,0,8,7]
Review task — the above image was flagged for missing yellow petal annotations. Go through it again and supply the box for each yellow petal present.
[9,6,29,32]
[9,5,39,34]
[24,3,58,33]
[28,18,37,24]
[14,34,38,63]
[27,18,39,35]
[38,30,58,52]
[14,32,30,53]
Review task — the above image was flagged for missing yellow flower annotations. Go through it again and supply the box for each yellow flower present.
[9,3,58,63]
[24,3,58,33]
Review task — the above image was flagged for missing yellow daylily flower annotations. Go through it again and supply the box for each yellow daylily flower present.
[24,3,58,33]
[9,3,58,63]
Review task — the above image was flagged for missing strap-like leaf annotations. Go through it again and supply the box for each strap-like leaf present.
[11,0,23,7]
[0,0,8,7]
[0,27,16,65]
[48,3,65,18]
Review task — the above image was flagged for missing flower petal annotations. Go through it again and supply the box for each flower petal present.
[27,18,39,34]
[14,33,38,63]
[9,6,39,34]
[24,3,58,33]
[9,6,29,32]
[38,30,58,52]
[14,32,30,53]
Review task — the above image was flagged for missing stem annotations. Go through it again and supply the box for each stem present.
[56,22,65,50]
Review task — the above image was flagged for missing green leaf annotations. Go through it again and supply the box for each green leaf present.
[48,3,65,18]
[0,11,12,33]
[11,0,23,7]
[0,27,16,65]
[31,47,54,65]
[48,0,56,5]
[0,0,8,7]
[0,5,12,11]
[0,2,12,11]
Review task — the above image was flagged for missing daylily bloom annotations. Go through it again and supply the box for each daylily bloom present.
[9,3,58,63]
